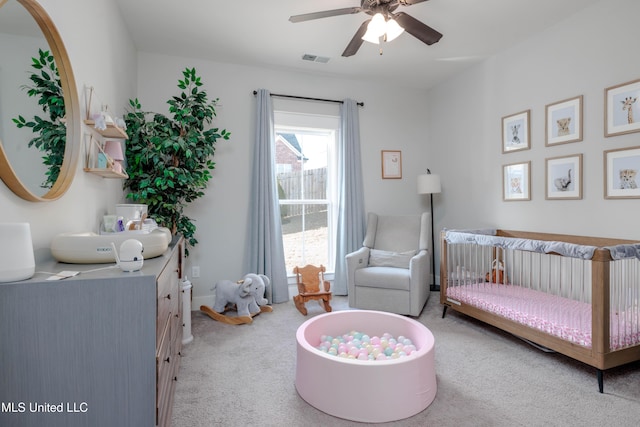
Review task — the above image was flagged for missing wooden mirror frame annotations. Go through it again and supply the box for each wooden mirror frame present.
[0,0,79,202]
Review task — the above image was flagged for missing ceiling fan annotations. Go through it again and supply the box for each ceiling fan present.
[289,0,443,57]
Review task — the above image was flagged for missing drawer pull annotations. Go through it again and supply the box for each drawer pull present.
[165,294,171,300]
[164,356,170,363]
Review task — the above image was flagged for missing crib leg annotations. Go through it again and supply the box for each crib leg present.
[442,305,448,318]
[597,369,603,393]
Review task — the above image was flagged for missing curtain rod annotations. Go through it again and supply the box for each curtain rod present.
[252,90,364,107]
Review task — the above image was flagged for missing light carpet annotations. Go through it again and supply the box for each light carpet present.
[171,292,640,426]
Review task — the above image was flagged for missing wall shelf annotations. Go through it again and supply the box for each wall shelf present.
[84,119,128,139]
[83,167,129,179]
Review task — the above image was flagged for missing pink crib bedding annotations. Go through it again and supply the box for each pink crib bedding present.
[446,283,640,351]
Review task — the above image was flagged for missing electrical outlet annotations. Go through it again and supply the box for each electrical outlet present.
[192,266,200,278]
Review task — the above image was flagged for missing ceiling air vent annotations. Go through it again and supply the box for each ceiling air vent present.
[302,54,330,63]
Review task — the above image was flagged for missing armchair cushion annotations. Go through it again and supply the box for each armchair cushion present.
[369,249,417,269]
[355,267,411,291]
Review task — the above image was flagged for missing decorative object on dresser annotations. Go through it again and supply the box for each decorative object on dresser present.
[417,169,442,290]
[441,229,640,393]
[0,237,185,427]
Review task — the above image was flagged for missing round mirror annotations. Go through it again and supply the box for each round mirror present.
[0,0,79,202]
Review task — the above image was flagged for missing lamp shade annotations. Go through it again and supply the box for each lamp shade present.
[104,140,124,161]
[385,18,405,42]
[0,223,35,282]
[417,174,442,195]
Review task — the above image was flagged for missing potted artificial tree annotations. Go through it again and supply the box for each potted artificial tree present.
[123,67,230,250]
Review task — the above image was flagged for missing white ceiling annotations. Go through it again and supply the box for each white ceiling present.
[112,0,599,90]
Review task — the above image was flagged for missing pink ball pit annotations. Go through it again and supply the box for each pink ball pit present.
[295,310,436,423]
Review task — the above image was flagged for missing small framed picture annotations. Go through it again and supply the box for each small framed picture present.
[605,78,640,137]
[545,96,583,146]
[502,110,530,153]
[604,145,640,199]
[545,154,582,200]
[381,150,402,179]
[503,161,531,201]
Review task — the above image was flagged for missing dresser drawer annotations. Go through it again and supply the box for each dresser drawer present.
[156,319,172,426]
[156,254,179,342]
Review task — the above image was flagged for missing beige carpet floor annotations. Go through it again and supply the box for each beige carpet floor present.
[171,292,640,426]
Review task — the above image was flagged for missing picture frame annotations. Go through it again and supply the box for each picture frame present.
[604,145,640,199]
[545,95,583,146]
[502,110,530,153]
[503,161,531,201]
[381,150,402,179]
[605,78,640,137]
[545,154,582,200]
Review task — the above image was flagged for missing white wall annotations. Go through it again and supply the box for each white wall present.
[135,53,431,305]
[5,0,635,306]
[428,0,640,280]
[0,0,136,252]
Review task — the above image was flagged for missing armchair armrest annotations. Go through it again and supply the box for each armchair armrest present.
[346,246,370,295]
[409,249,429,284]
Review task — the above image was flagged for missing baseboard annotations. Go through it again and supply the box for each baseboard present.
[191,295,215,311]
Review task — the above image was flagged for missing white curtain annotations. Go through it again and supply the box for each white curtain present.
[333,99,366,295]
[247,89,289,303]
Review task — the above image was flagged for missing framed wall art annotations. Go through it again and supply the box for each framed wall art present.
[503,161,531,201]
[545,95,583,146]
[604,145,640,199]
[381,150,402,179]
[605,78,640,137]
[502,110,530,153]
[545,154,582,200]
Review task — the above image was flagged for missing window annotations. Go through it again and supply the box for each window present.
[274,112,339,277]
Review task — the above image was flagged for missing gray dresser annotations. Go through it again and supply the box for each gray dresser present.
[0,237,184,427]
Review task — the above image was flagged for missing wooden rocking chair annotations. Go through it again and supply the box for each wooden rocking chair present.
[293,264,332,315]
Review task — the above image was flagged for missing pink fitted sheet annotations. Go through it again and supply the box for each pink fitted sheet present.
[447,283,640,350]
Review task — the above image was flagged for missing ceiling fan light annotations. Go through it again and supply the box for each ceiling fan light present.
[362,28,381,44]
[385,19,405,42]
[368,13,387,37]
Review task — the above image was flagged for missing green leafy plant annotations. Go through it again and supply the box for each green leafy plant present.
[12,48,66,189]
[124,67,230,250]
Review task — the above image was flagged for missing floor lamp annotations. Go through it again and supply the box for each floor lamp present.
[417,170,442,291]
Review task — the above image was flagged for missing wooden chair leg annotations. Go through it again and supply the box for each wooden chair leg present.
[294,295,308,315]
[322,298,332,312]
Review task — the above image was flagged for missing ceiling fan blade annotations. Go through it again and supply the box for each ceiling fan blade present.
[342,19,371,57]
[393,11,442,45]
[289,7,361,23]
[396,0,430,5]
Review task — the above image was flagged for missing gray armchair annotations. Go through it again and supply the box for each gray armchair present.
[346,212,430,316]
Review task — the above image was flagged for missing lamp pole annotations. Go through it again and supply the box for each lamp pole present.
[417,169,441,292]
[429,191,438,291]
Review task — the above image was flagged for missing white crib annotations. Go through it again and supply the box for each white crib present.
[440,229,640,393]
